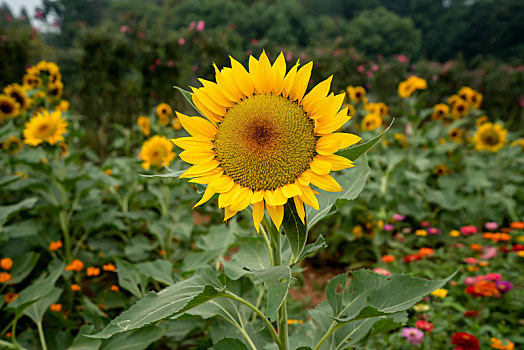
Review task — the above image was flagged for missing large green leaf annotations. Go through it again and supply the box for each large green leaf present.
[282,201,307,264]
[8,262,64,311]
[306,155,370,227]
[23,287,62,324]
[222,236,270,280]
[100,326,163,350]
[6,252,39,284]
[294,235,327,265]
[212,338,249,350]
[337,120,393,161]
[115,258,147,298]
[68,325,102,350]
[0,197,38,227]
[88,266,225,339]
[249,266,291,321]
[136,259,175,285]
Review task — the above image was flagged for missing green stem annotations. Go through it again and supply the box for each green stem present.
[59,211,71,262]
[224,292,281,347]
[37,322,48,350]
[259,224,274,266]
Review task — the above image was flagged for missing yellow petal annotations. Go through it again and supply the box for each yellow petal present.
[316,154,354,171]
[289,61,312,102]
[171,137,214,151]
[188,169,223,184]
[252,201,265,233]
[191,87,227,118]
[209,175,235,193]
[264,189,287,206]
[293,196,305,224]
[192,97,222,124]
[229,56,254,97]
[298,184,319,210]
[224,206,238,221]
[297,170,311,186]
[251,190,265,204]
[272,52,286,95]
[179,159,221,178]
[212,64,240,102]
[301,76,332,113]
[316,133,361,155]
[310,156,332,175]
[176,112,218,140]
[179,149,216,164]
[283,60,300,98]
[282,183,302,198]
[219,183,240,208]
[198,78,237,105]
[266,204,284,230]
[310,173,342,192]
[230,187,253,212]
[193,186,216,208]
[257,50,273,94]
[315,107,350,135]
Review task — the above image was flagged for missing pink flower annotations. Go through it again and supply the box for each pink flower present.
[154,58,161,65]
[285,52,293,62]
[484,273,501,281]
[420,221,431,228]
[383,224,394,231]
[460,225,478,235]
[357,65,365,73]
[393,214,405,222]
[428,227,440,235]
[519,95,524,108]
[178,38,185,46]
[251,38,258,45]
[366,71,373,78]
[138,32,145,38]
[1,35,7,42]
[188,21,196,31]
[196,20,205,32]
[401,327,424,345]
[484,222,498,231]
[394,54,408,63]
[167,60,174,68]
[149,64,155,72]
[464,257,478,265]
[373,268,391,276]
[119,25,130,34]
[464,277,476,286]
[480,246,497,260]
[371,64,379,72]
[35,10,43,19]
[402,227,412,233]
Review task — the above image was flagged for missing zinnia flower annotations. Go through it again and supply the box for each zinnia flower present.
[373,267,391,276]
[431,288,448,298]
[65,259,84,272]
[401,327,424,345]
[172,52,360,231]
[50,304,62,312]
[491,337,515,350]
[415,320,434,333]
[23,110,67,146]
[381,255,395,263]
[392,213,405,221]
[495,280,513,293]
[460,225,478,235]
[0,257,13,270]
[451,332,479,350]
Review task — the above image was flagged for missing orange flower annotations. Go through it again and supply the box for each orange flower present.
[4,292,18,303]
[50,303,62,312]
[0,272,11,283]
[510,221,524,230]
[472,280,500,297]
[110,285,120,292]
[87,267,100,277]
[418,248,434,257]
[0,257,13,270]
[71,284,81,292]
[478,261,489,267]
[381,255,395,263]
[65,259,83,272]
[104,169,112,175]
[102,263,116,272]
[469,244,483,251]
[49,241,63,251]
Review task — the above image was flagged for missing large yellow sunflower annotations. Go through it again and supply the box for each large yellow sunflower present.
[172,52,360,231]
[139,135,176,170]
[473,122,507,153]
[23,110,68,146]
[4,84,31,111]
[0,95,20,120]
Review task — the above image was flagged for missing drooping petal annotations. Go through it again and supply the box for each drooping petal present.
[193,186,216,208]
[209,175,235,193]
[179,159,220,178]
[316,133,361,155]
[266,204,284,230]
[224,206,238,221]
[318,154,355,171]
[229,186,253,212]
[309,156,333,175]
[297,184,319,210]
[310,173,342,192]
[282,183,302,198]
[293,196,305,224]
[252,201,265,233]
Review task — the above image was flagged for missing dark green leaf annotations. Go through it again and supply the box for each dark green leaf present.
[69,325,102,350]
[282,201,307,264]
[211,338,249,350]
[249,266,291,321]
[0,197,38,227]
[115,259,146,298]
[6,252,39,284]
[337,119,393,161]
[100,326,163,350]
[294,235,327,264]
[175,86,204,117]
[23,287,62,324]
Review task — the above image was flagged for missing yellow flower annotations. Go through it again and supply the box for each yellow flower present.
[345,104,355,117]
[491,337,514,350]
[413,304,429,312]
[361,114,382,131]
[470,91,482,109]
[287,319,304,325]
[365,102,388,117]
[0,95,20,120]
[467,265,479,272]
[476,115,489,127]
[517,235,524,243]
[451,98,469,119]
[415,229,427,236]
[4,84,30,111]
[447,94,461,105]
[407,76,427,89]
[473,122,507,153]
[172,117,182,130]
[173,52,361,231]
[510,139,524,152]
[458,86,475,103]
[23,110,68,146]
[56,100,70,112]
[394,133,408,148]
[353,225,363,239]
[139,135,176,170]
[346,86,366,103]
[47,81,64,98]
[432,104,449,121]
[449,128,463,143]
[398,81,416,98]
[23,74,42,89]
[518,251,524,258]
[433,164,451,176]
[449,230,460,237]
[2,136,23,154]
[156,103,172,125]
[137,116,151,136]
[58,142,68,157]
[431,288,448,298]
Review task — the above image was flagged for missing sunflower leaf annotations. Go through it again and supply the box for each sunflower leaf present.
[174,86,204,117]
[283,201,308,263]
[248,266,292,321]
[337,119,394,161]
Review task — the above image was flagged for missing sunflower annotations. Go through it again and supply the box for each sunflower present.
[447,95,461,105]
[23,110,68,146]
[451,98,469,119]
[345,103,355,118]
[361,113,382,131]
[139,135,176,170]
[346,86,366,103]
[469,91,482,109]
[172,117,182,130]
[510,139,524,152]
[4,84,30,111]
[476,115,489,127]
[47,81,63,98]
[398,76,427,98]
[156,103,172,126]
[2,136,23,154]
[0,95,20,120]
[458,87,475,102]
[56,100,70,112]
[365,102,388,117]
[137,116,151,136]
[449,127,463,143]
[473,122,507,153]
[173,52,360,230]
[433,164,451,176]
[23,74,42,89]
[393,133,408,148]
[432,104,449,121]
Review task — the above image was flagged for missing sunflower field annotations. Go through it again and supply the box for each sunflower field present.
[1,1,524,350]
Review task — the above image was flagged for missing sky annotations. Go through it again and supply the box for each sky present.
[2,0,42,16]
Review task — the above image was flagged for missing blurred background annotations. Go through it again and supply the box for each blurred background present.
[1,0,523,155]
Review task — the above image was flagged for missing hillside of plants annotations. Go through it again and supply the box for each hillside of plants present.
[0,1,523,349]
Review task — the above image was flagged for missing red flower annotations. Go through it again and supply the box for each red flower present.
[451,332,479,350]
[403,254,421,263]
[464,310,479,317]
[512,244,524,252]
[415,320,434,333]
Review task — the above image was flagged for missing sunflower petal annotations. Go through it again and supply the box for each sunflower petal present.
[194,186,216,208]
[229,57,254,97]
[282,183,302,198]
[252,201,265,233]
[316,154,354,171]
[310,156,333,175]
[179,160,220,178]
[293,196,305,224]
[176,112,218,140]
[316,133,361,155]
[179,149,215,164]
[315,107,350,135]
[224,206,238,221]
[310,173,342,192]
[301,76,332,113]
[230,187,253,212]
[209,175,235,193]
[171,137,214,150]
[298,184,319,210]
[289,61,312,102]
[266,204,284,230]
